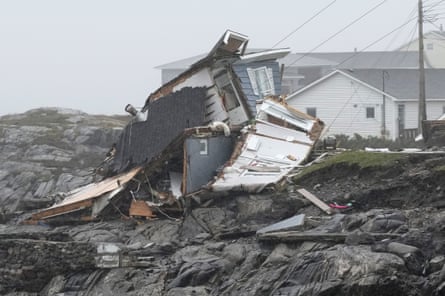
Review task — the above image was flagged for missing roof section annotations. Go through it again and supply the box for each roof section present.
[235,48,290,64]
[155,48,270,70]
[345,68,445,100]
[114,87,207,173]
[281,51,420,69]
[396,30,445,50]
[155,54,206,70]
[158,50,421,71]
[287,68,445,101]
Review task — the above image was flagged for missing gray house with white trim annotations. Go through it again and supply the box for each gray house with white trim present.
[286,69,445,140]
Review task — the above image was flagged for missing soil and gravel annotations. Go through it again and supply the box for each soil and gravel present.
[1,109,445,296]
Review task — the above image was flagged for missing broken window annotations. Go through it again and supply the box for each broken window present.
[366,107,375,119]
[306,107,317,118]
[247,66,275,97]
[214,72,241,112]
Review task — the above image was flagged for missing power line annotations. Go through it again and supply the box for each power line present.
[336,15,418,68]
[380,3,418,52]
[286,0,388,67]
[271,0,338,48]
[424,0,445,12]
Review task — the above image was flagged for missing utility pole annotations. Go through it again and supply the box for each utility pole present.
[418,0,427,138]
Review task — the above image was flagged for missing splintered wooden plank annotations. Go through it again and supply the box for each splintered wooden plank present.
[297,188,332,215]
[31,199,94,220]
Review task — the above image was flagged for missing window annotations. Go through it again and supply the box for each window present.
[214,72,241,111]
[247,66,275,97]
[366,107,375,119]
[427,43,434,50]
[199,139,208,155]
[306,107,317,118]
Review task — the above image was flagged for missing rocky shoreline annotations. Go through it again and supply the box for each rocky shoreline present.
[2,109,445,295]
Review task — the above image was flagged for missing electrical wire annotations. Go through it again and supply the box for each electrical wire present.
[336,15,417,68]
[365,3,418,69]
[271,0,338,48]
[286,0,389,67]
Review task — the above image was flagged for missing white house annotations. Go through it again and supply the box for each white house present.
[286,69,445,140]
[397,30,445,68]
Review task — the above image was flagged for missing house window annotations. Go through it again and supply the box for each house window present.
[247,66,275,97]
[306,107,317,117]
[427,43,434,50]
[366,107,375,119]
[199,139,208,155]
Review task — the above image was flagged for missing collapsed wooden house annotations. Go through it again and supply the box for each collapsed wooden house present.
[28,30,325,223]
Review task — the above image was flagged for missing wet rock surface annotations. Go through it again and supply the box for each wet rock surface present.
[0,108,127,217]
[2,110,445,295]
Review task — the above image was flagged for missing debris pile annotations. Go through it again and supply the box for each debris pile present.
[28,30,324,224]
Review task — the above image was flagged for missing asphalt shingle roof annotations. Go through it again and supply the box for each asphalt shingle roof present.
[344,68,445,100]
[282,51,420,69]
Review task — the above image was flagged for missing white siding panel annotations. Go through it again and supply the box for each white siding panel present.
[404,101,418,129]
[428,101,445,119]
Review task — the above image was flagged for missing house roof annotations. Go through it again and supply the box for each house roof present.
[155,48,269,70]
[158,50,421,71]
[280,51,420,69]
[287,68,445,101]
[115,87,208,173]
[155,54,206,70]
[346,69,445,100]
[396,30,445,50]
[428,30,445,39]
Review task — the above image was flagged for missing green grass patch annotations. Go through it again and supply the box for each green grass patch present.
[294,151,407,181]
[433,165,445,172]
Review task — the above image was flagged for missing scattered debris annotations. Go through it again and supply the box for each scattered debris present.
[29,167,142,222]
[28,30,324,224]
[422,119,445,142]
[256,214,305,234]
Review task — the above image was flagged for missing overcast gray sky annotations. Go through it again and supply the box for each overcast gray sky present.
[0,0,442,116]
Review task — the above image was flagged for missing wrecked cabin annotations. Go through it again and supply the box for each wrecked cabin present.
[29,30,324,223]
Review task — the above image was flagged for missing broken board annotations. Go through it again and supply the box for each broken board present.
[129,200,156,219]
[297,188,332,215]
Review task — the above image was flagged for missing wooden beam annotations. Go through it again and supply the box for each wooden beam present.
[297,188,332,215]
[31,199,93,220]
